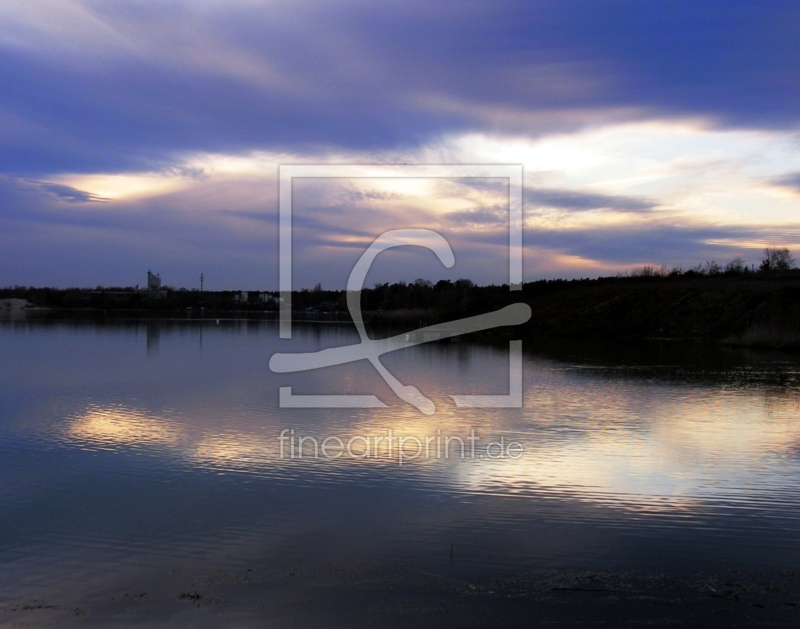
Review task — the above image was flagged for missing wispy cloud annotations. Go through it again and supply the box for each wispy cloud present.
[773,172,800,192]
[525,222,800,268]
[1,1,799,175]
[527,188,657,212]
[445,205,507,227]
[30,181,108,203]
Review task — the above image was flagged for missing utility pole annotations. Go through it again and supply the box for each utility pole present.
[200,273,204,292]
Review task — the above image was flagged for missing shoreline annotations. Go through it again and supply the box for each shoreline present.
[4,563,799,628]
[4,306,800,352]
[4,273,800,350]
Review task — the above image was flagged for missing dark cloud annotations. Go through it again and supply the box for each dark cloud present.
[445,189,656,227]
[524,223,800,268]
[773,173,800,191]
[527,189,657,212]
[446,205,507,226]
[31,182,107,203]
[216,210,276,225]
[1,1,799,175]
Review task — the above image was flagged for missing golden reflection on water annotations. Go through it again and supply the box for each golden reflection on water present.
[189,431,275,471]
[454,382,800,511]
[63,369,800,514]
[67,405,182,451]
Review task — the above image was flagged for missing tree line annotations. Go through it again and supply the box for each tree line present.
[2,248,796,315]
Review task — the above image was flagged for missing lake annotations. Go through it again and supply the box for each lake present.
[2,318,800,624]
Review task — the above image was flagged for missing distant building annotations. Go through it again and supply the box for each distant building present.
[147,270,162,292]
[145,270,167,300]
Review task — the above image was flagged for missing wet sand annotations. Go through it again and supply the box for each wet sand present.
[3,563,800,628]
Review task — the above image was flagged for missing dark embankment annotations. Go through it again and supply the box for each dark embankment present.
[5,274,800,348]
[363,275,800,350]
[518,276,800,349]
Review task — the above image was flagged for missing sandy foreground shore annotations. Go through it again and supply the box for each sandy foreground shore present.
[2,563,799,628]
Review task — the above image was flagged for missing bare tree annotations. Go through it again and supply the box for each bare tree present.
[704,260,722,275]
[725,257,746,273]
[760,248,795,273]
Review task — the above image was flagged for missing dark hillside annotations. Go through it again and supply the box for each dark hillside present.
[520,276,800,349]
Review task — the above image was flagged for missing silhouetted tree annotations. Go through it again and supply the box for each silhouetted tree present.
[760,247,795,273]
[725,257,746,274]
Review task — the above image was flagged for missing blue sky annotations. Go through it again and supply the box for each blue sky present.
[1,0,799,289]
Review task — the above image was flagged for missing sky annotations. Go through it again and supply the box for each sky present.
[1,0,800,290]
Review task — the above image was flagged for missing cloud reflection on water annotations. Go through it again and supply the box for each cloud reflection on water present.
[62,358,800,517]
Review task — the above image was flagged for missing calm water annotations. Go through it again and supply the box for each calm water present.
[2,318,800,604]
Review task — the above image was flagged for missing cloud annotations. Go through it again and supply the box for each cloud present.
[1,1,799,175]
[445,205,507,227]
[524,223,800,269]
[1,164,797,288]
[344,188,406,203]
[443,187,657,229]
[773,172,800,191]
[1,1,800,288]
[526,189,657,212]
[30,181,107,203]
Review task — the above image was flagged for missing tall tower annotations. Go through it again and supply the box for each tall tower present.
[147,270,161,293]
